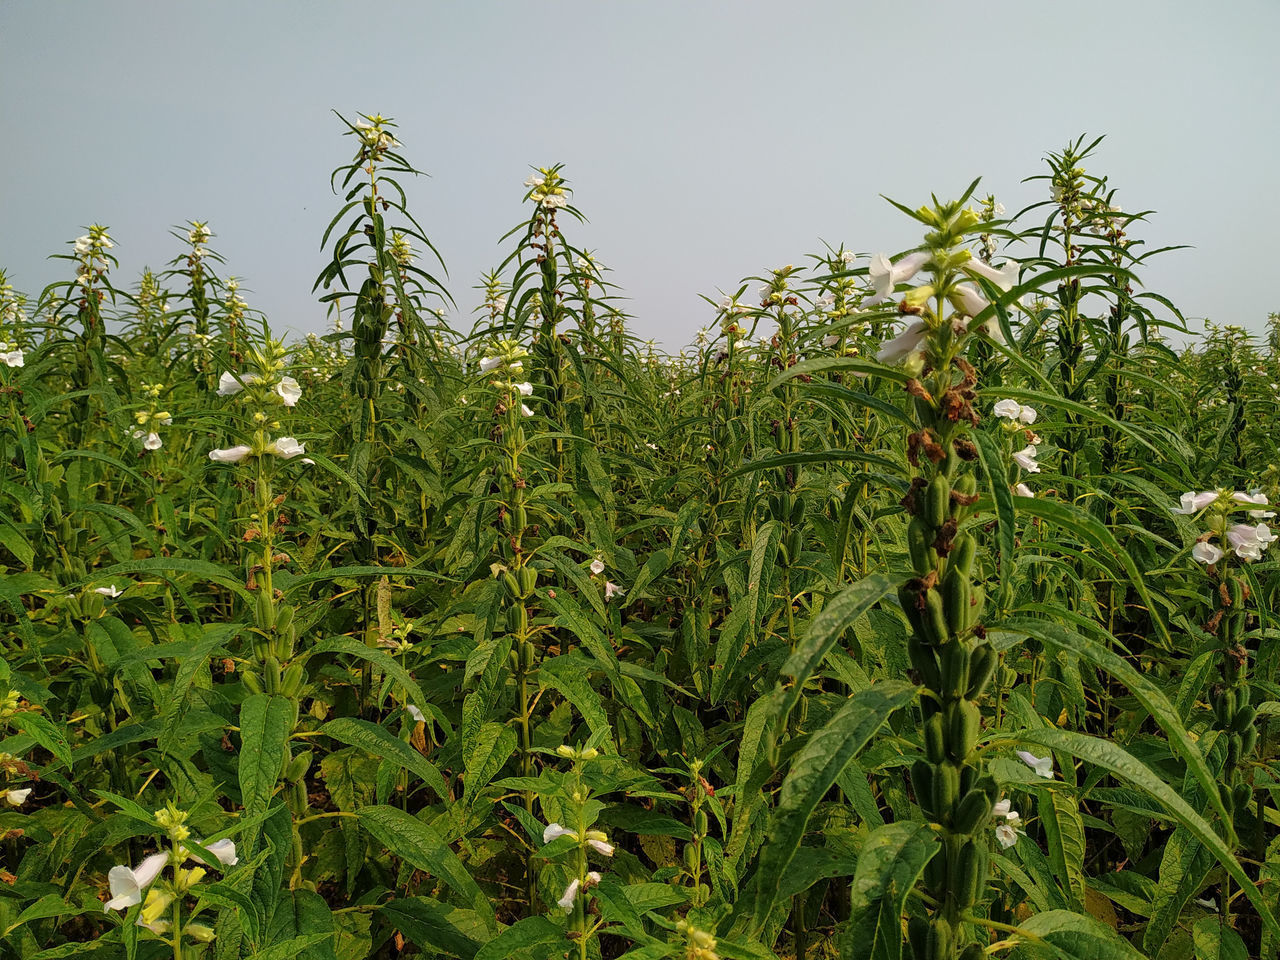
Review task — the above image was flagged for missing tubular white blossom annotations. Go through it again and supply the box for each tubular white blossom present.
[94,585,124,598]
[1192,541,1224,565]
[276,376,302,407]
[4,788,31,806]
[104,852,169,912]
[1014,483,1034,498]
[1016,750,1054,779]
[875,320,928,365]
[479,356,502,373]
[951,284,990,318]
[589,558,605,576]
[866,251,929,306]
[543,823,577,844]
[406,704,426,723]
[963,258,1019,291]
[604,581,622,601]
[557,878,581,912]
[514,382,534,397]
[995,823,1019,848]
[192,839,238,867]
[217,372,258,396]
[268,437,306,459]
[0,349,23,367]
[209,445,253,463]
[1172,491,1218,515]
[1012,446,1041,473]
[992,399,1022,420]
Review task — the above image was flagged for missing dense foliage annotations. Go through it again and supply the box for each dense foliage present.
[1,122,1278,960]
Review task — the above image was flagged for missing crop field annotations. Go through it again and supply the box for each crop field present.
[1,120,1279,960]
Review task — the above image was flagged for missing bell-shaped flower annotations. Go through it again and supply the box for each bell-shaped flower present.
[1173,491,1219,515]
[104,852,169,912]
[406,704,426,724]
[192,838,238,867]
[1014,482,1034,498]
[604,582,622,602]
[216,372,258,396]
[865,251,930,306]
[1017,750,1054,779]
[132,430,162,451]
[138,887,174,927]
[1227,522,1277,561]
[875,320,928,365]
[1232,491,1268,506]
[94,584,124,598]
[0,349,23,368]
[275,376,302,407]
[209,445,253,464]
[821,334,840,348]
[479,356,502,373]
[1192,541,1224,565]
[557,878,581,912]
[520,404,534,418]
[1012,446,1041,473]
[585,829,614,857]
[993,399,1022,420]
[267,437,305,459]
[514,382,534,397]
[963,258,1019,292]
[995,821,1021,849]
[543,823,577,844]
[4,787,31,806]
[950,284,990,318]
[589,558,605,576]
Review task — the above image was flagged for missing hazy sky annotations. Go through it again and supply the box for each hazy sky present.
[2,1,1276,349]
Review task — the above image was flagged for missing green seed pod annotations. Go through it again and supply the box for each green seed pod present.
[1227,733,1242,769]
[1214,690,1232,726]
[1221,783,1236,815]
[505,605,526,634]
[1233,781,1252,811]
[969,584,986,625]
[927,918,954,960]
[1240,725,1258,756]
[900,586,927,638]
[520,639,535,670]
[911,760,936,820]
[953,788,993,834]
[695,808,708,834]
[958,945,985,960]
[907,518,936,573]
[264,655,282,694]
[908,635,942,689]
[789,497,805,527]
[684,843,700,873]
[924,848,948,893]
[275,603,295,634]
[1228,577,1245,609]
[787,529,802,558]
[950,534,977,578]
[241,669,263,695]
[924,713,946,764]
[520,566,538,596]
[907,917,931,960]
[942,571,972,637]
[926,476,951,528]
[285,750,312,784]
[280,662,305,698]
[502,572,521,599]
[1231,704,1258,734]
[967,644,997,699]
[256,590,276,630]
[939,640,970,697]
[934,762,960,816]
[951,838,981,909]
[948,701,981,762]
[513,504,528,531]
[953,472,977,498]
[923,589,950,646]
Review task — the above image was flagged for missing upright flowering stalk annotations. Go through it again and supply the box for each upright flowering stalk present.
[1179,489,1275,851]
[168,221,221,393]
[872,196,1005,960]
[57,225,117,449]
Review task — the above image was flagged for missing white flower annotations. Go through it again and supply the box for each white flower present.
[993,399,1022,420]
[992,798,1013,819]
[1192,541,1224,565]
[963,258,1019,292]
[586,870,602,885]
[1173,491,1219,515]
[557,878,581,912]
[821,334,840,348]
[520,404,534,418]
[1012,446,1041,473]
[217,371,258,396]
[192,839,238,867]
[0,349,23,368]
[514,382,533,397]
[1227,522,1276,561]
[479,356,502,373]
[4,788,31,806]
[1017,405,1037,424]
[1232,491,1268,506]
[541,194,567,209]
[995,822,1019,849]
[589,558,605,576]
[816,293,835,309]
[94,585,124,598]
[866,251,930,306]
[1017,750,1054,779]
[840,250,857,265]
[1014,483,1034,498]
[604,582,622,601]
[951,284,990,318]
[543,823,577,844]
[585,830,614,857]
[75,236,92,255]
[104,852,169,912]
[406,704,425,723]
[268,437,305,459]
[276,376,302,407]
[524,174,545,188]
[875,320,928,365]
[209,445,253,464]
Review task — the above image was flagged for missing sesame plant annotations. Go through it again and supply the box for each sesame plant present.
[1,121,1280,960]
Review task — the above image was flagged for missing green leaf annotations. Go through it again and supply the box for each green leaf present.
[12,711,72,770]
[975,428,1016,613]
[472,916,563,960]
[842,822,939,960]
[245,934,333,960]
[1192,916,1248,960]
[378,897,483,958]
[999,616,1235,842]
[776,573,896,723]
[322,717,448,800]
[1010,909,1146,959]
[992,727,1280,944]
[356,805,495,928]
[305,637,429,711]
[462,722,517,806]
[239,695,293,835]
[750,680,917,928]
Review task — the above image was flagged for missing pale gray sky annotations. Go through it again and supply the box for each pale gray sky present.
[2,1,1276,348]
